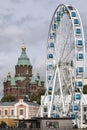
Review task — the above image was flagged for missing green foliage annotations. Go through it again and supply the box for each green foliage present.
[1,95,16,102]
[30,89,45,104]
[0,121,7,128]
[83,85,87,94]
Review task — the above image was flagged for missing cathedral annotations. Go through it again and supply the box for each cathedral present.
[3,45,44,101]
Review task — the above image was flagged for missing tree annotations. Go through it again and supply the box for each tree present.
[83,85,87,94]
[0,121,7,128]
[1,95,16,102]
[30,89,46,104]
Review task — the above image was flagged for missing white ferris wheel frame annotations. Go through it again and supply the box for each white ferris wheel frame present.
[36,4,85,128]
[45,4,85,126]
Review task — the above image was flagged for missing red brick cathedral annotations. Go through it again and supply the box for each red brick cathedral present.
[3,45,44,101]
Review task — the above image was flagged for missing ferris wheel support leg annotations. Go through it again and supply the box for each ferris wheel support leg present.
[80,97,83,129]
[38,90,48,117]
[57,65,65,116]
[48,68,57,117]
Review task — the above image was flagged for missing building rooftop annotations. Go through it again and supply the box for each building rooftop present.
[17,44,31,66]
[0,101,40,106]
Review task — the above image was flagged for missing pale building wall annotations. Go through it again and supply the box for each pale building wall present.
[0,99,39,120]
[83,78,87,85]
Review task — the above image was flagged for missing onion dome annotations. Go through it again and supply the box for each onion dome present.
[17,44,31,65]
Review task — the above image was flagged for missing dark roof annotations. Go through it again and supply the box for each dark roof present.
[0,102,16,106]
[0,101,39,107]
[18,117,72,122]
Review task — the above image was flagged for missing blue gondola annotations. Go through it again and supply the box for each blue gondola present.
[49,95,51,101]
[76,28,81,35]
[50,33,56,39]
[47,64,53,69]
[76,40,83,47]
[47,54,53,59]
[73,105,79,111]
[57,11,63,17]
[74,93,81,100]
[49,43,54,48]
[71,12,76,17]
[48,87,52,91]
[76,67,84,74]
[74,19,79,25]
[75,81,83,88]
[71,114,76,119]
[52,113,59,118]
[61,6,66,13]
[77,53,84,60]
[52,24,58,30]
[48,75,52,80]
[54,17,60,22]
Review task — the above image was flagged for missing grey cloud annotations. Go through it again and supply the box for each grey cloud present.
[10,0,24,4]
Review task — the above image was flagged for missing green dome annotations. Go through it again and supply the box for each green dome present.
[17,45,31,65]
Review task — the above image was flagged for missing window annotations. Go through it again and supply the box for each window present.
[5,110,8,116]
[36,122,40,128]
[53,105,56,110]
[11,110,14,116]
[44,107,48,112]
[83,114,86,120]
[46,121,59,128]
[20,109,23,115]
[84,107,87,112]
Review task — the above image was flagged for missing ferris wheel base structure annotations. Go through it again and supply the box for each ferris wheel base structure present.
[38,4,86,129]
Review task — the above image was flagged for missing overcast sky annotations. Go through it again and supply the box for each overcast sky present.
[0,0,87,98]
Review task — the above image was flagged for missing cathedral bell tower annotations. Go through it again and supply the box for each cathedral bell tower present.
[15,44,32,77]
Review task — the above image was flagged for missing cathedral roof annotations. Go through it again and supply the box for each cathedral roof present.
[17,44,31,66]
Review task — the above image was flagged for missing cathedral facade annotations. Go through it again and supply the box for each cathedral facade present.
[3,45,44,101]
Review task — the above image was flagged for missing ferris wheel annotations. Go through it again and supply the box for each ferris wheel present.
[41,4,85,127]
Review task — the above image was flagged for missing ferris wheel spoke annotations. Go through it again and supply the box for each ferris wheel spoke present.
[62,46,75,62]
[58,25,73,62]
